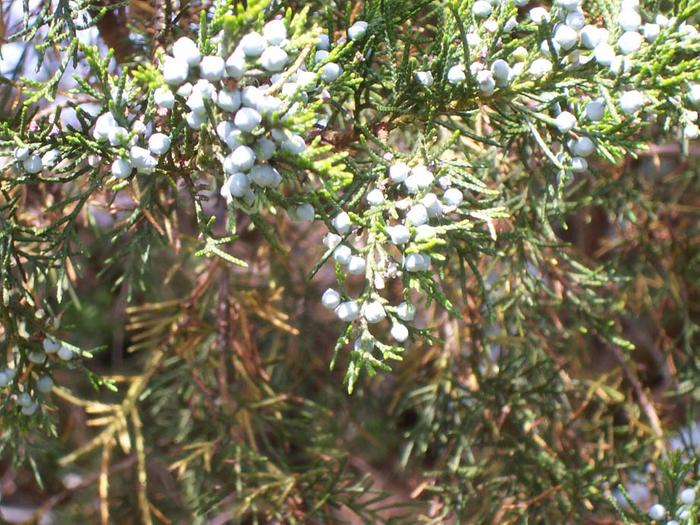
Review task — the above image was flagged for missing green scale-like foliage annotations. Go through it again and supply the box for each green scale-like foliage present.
[0,0,699,523]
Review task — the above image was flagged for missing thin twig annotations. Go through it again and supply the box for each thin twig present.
[131,409,153,525]
[24,456,136,525]
[609,344,665,455]
[100,441,114,525]
[216,266,232,409]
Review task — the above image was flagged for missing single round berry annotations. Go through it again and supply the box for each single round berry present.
[389,162,410,183]
[554,24,578,50]
[390,323,409,343]
[366,189,385,206]
[405,175,426,196]
[347,256,366,275]
[571,157,588,172]
[540,39,561,58]
[406,204,428,226]
[294,203,315,222]
[619,90,645,115]
[199,55,225,81]
[217,121,239,147]
[585,99,605,121]
[226,145,256,172]
[529,7,550,24]
[556,0,580,10]
[410,165,434,189]
[332,212,352,235]
[36,375,54,393]
[226,172,250,197]
[387,225,411,245]
[18,392,32,407]
[618,9,642,31]
[529,58,553,78]
[263,19,287,45]
[163,56,190,85]
[108,126,129,147]
[28,351,46,364]
[447,65,466,85]
[322,289,341,309]
[320,62,343,82]
[477,71,496,93]
[484,18,500,33]
[282,135,307,155]
[255,139,277,161]
[680,488,696,505]
[242,85,264,107]
[317,34,330,50]
[240,32,267,57]
[689,84,700,106]
[571,136,595,157]
[111,158,132,179]
[648,504,666,521]
[618,31,642,55]
[443,188,464,207]
[172,37,201,66]
[555,111,577,133]
[643,23,660,41]
[217,89,242,113]
[315,50,330,63]
[593,43,615,66]
[43,337,60,353]
[21,403,37,416]
[14,146,30,161]
[581,26,608,49]
[335,301,360,322]
[472,0,493,17]
[249,164,282,187]
[363,301,386,324]
[234,107,262,132]
[177,82,193,98]
[57,345,74,360]
[154,86,175,109]
[415,71,434,87]
[186,91,206,114]
[260,46,289,72]
[148,133,171,155]
[225,51,246,79]
[130,146,158,173]
[323,233,342,250]
[566,11,585,30]
[348,21,368,41]
[23,154,43,174]
[421,193,443,217]
[491,60,510,83]
[42,149,60,167]
[261,93,287,116]
[405,253,430,272]
[333,245,352,265]
[503,15,518,32]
